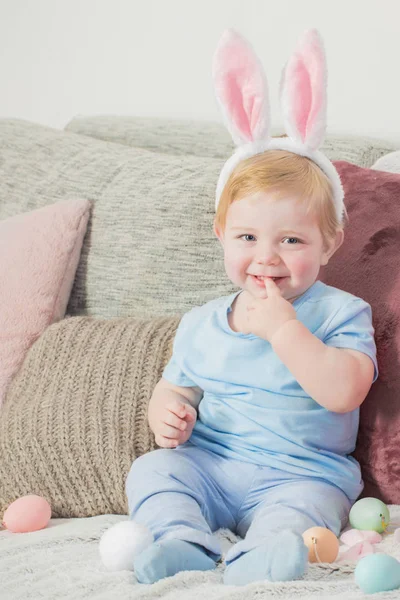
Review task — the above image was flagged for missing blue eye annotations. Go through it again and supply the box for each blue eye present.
[241,234,256,242]
[283,237,300,244]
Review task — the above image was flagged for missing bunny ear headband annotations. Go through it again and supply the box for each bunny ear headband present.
[213,29,344,221]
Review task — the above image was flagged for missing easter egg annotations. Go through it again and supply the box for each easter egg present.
[349,497,390,533]
[355,554,400,594]
[99,521,154,571]
[2,495,51,533]
[302,526,339,563]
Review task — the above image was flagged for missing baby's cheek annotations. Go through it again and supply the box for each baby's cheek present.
[224,252,245,281]
[224,256,239,277]
[288,255,314,278]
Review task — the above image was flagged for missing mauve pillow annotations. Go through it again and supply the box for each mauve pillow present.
[321,161,400,503]
[0,198,91,407]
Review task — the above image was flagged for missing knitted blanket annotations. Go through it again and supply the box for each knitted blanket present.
[2,511,400,599]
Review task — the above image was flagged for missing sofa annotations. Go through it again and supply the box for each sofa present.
[1,115,400,599]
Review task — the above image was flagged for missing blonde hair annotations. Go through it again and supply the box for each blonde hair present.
[215,149,347,243]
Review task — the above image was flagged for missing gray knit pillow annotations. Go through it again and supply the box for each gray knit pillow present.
[0,119,232,319]
[0,315,180,518]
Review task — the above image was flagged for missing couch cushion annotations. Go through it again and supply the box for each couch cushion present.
[0,119,231,319]
[66,115,234,159]
[0,315,179,518]
[320,162,400,504]
[0,198,90,407]
[65,115,397,167]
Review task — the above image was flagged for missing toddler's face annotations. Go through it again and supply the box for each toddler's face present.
[215,191,342,303]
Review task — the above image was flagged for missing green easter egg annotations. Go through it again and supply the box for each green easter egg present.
[349,497,390,533]
[355,554,400,594]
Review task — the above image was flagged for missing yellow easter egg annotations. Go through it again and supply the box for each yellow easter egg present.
[302,526,339,563]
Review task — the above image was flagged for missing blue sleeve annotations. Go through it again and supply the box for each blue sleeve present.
[323,299,378,382]
[162,312,198,388]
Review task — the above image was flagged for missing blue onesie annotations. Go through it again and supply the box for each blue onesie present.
[126,280,378,565]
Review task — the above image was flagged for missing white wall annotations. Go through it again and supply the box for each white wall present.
[0,0,399,144]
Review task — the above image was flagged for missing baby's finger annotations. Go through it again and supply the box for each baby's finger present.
[166,399,187,419]
[258,288,268,300]
[159,422,184,439]
[155,434,179,449]
[182,406,197,423]
[264,277,282,297]
[163,411,187,431]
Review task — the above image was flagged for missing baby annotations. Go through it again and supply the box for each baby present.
[125,29,378,585]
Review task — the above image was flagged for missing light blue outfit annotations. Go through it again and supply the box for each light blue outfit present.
[126,281,378,575]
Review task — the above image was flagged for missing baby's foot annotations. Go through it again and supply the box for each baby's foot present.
[133,539,216,584]
[224,530,308,586]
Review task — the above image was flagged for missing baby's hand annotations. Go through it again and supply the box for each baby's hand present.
[244,277,297,341]
[154,398,197,449]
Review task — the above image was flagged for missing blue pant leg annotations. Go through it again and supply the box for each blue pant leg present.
[226,477,351,563]
[125,445,232,559]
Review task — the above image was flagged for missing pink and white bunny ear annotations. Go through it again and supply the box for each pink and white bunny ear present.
[280,29,327,150]
[213,29,271,147]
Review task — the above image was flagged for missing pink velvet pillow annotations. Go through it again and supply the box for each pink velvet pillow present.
[0,198,91,407]
[321,162,400,504]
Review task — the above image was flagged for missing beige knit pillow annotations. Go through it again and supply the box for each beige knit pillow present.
[0,315,180,519]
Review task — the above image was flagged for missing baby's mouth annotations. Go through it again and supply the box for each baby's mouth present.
[254,275,282,281]
[250,275,288,289]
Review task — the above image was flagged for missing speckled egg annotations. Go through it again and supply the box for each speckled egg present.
[2,495,51,533]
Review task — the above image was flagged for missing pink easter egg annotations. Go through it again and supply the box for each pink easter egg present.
[2,495,51,533]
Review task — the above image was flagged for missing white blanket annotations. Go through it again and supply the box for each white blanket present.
[2,508,400,600]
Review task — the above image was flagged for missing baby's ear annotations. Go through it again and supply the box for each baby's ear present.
[213,221,225,244]
[321,230,344,265]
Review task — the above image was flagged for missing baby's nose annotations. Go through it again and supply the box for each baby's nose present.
[256,250,281,265]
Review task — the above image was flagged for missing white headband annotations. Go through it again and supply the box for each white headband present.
[213,29,345,222]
